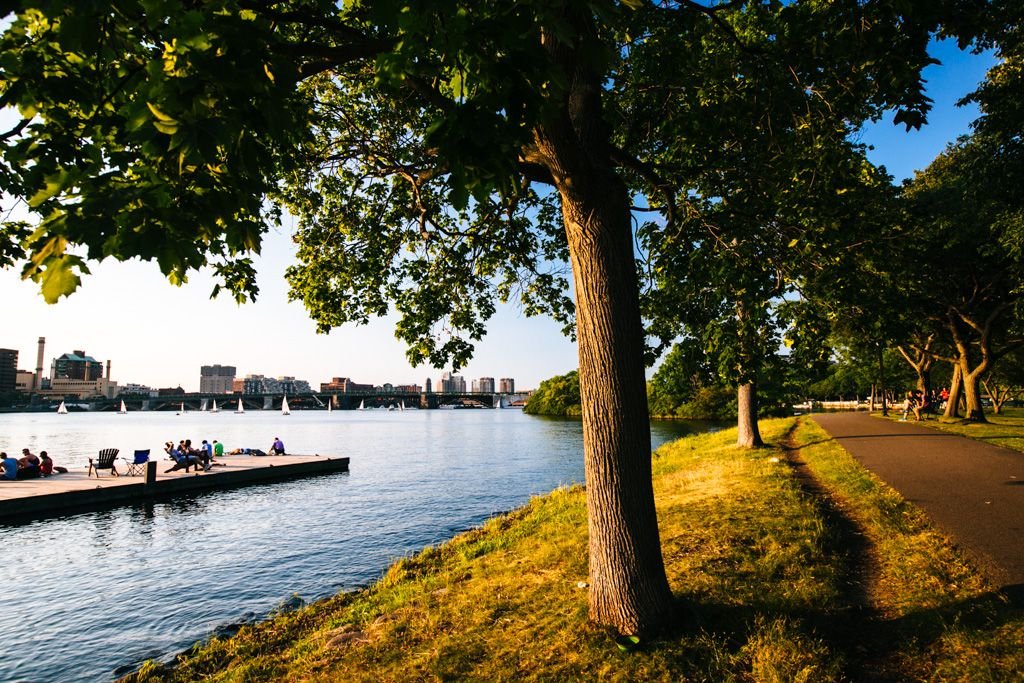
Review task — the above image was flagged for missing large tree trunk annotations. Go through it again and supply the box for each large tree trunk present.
[961,359,988,422]
[878,345,889,416]
[737,383,763,448]
[559,175,673,634]
[532,8,673,635]
[948,312,990,423]
[945,363,963,418]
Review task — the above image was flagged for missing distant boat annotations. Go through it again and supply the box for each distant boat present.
[235,398,245,414]
[400,400,405,411]
[327,400,332,413]
[179,401,185,414]
[118,400,127,414]
[282,395,291,416]
[57,401,67,415]
[210,399,220,413]
[358,399,365,410]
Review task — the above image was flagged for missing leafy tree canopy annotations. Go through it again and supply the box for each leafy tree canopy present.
[523,370,581,417]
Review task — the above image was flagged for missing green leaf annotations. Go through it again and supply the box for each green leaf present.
[146,102,178,123]
[27,170,72,208]
[39,256,84,303]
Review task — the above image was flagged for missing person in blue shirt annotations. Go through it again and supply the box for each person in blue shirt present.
[1,452,18,480]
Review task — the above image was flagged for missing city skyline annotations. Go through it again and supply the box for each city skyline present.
[1,338,526,394]
[0,40,995,393]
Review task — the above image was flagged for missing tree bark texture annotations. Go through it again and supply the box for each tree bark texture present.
[945,363,963,418]
[558,173,674,634]
[736,383,763,448]
[531,8,673,635]
[949,313,990,422]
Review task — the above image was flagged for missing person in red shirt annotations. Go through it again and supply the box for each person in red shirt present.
[38,451,68,476]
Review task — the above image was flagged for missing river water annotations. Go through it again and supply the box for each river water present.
[0,409,713,682]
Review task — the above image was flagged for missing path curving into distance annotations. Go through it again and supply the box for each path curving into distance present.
[812,412,1024,597]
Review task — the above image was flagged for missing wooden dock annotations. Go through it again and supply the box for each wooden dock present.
[0,454,349,521]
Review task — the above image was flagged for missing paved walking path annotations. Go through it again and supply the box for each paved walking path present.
[812,412,1024,592]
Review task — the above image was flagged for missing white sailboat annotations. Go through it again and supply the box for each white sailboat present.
[210,399,220,413]
[235,397,245,414]
[358,399,365,410]
[57,400,67,414]
[400,400,405,411]
[118,400,127,414]
[327,400,332,414]
[179,401,186,414]
[282,395,291,416]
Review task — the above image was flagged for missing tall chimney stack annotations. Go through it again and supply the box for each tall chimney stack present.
[35,336,45,391]
[106,360,112,380]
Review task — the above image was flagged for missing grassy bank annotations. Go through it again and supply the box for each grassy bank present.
[130,418,1024,682]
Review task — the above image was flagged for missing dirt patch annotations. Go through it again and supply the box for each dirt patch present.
[779,424,894,680]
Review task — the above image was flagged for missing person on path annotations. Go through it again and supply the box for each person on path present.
[901,392,915,421]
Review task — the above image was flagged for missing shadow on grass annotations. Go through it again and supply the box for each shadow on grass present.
[655,580,1024,681]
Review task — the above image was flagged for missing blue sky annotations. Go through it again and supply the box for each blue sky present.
[0,39,997,392]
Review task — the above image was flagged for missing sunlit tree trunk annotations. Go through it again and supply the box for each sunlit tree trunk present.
[945,363,963,418]
[737,383,763,448]
[533,7,673,635]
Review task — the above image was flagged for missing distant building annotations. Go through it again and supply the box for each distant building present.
[320,377,375,393]
[39,377,120,399]
[0,348,17,393]
[200,364,236,394]
[478,377,495,394]
[120,383,155,396]
[499,378,515,394]
[243,374,267,394]
[52,350,103,381]
[275,376,311,395]
[394,384,422,393]
[425,377,432,393]
[439,372,466,393]
[157,386,185,396]
[15,370,35,393]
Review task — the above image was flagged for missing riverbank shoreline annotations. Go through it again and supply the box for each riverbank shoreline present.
[122,417,1024,682]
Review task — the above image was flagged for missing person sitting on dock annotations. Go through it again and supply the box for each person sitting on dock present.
[201,440,214,468]
[270,437,285,455]
[212,440,224,458]
[164,442,201,473]
[17,449,41,479]
[1,452,18,480]
[38,451,68,476]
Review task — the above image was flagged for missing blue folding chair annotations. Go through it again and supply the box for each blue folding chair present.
[124,449,150,476]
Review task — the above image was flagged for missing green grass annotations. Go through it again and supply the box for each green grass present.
[877,405,1024,453]
[125,418,1024,682]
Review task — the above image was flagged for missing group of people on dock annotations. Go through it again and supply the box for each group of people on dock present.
[2,435,288,480]
[163,436,286,472]
[1,449,68,480]
[163,438,224,472]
